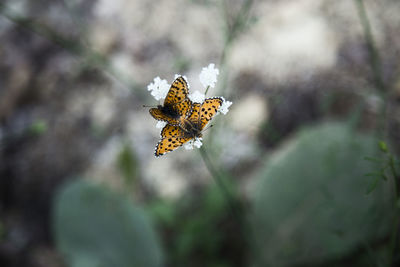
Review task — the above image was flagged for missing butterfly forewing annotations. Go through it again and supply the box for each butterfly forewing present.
[164,76,190,106]
[149,76,192,126]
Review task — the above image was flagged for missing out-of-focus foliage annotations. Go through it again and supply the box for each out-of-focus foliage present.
[116,142,139,189]
[148,179,245,267]
[53,180,163,267]
[252,122,393,266]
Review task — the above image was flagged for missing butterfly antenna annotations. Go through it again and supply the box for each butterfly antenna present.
[142,104,157,108]
[203,124,214,132]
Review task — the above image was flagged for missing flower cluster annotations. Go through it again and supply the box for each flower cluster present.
[147,76,170,101]
[147,63,232,154]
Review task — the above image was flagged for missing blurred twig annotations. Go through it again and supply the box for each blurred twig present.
[354,0,387,138]
[0,3,146,101]
[220,0,254,65]
[354,0,385,93]
[219,0,255,98]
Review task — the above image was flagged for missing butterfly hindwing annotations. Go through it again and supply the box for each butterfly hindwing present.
[155,124,191,157]
[155,136,191,157]
[149,108,180,126]
[187,103,201,123]
[175,98,193,123]
[161,124,186,137]
[199,97,223,128]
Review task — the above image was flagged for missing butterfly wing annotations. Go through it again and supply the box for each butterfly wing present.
[187,103,201,122]
[199,97,223,129]
[149,108,180,126]
[164,76,190,107]
[155,124,191,157]
[175,98,193,123]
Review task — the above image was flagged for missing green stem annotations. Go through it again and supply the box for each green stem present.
[199,146,240,220]
[204,85,210,96]
[199,145,262,264]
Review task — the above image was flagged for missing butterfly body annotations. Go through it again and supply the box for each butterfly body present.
[181,117,203,139]
[149,76,192,126]
[155,98,223,157]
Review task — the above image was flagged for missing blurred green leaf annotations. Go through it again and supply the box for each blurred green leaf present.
[116,143,138,188]
[147,200,176,227]
[53,179,163,267]
[364,156,383,163]
[378,141,388,153]
[252,122,393,266]
[28,119,48,135]
[366,175,380,194]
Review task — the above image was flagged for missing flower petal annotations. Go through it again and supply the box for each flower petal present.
[147,77,170,101]
[156,121,167,129]
[199,63,219,88]
[219,97,233,115]
[188,90,205,103]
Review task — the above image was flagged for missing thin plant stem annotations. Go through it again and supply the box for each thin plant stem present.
[354,0,387,139]
[199,146,240,221]
[204,85,210,96]
[199,145,265,266]
[219,0,254,98]
[354,0,385,93]
[388,155,400,266]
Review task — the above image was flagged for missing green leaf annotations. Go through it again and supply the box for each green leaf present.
[378,140,388,153]
[53,179,163,267]
[252,122,393,266]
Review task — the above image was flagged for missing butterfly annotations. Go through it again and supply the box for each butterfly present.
[155,97,223,157]
[149,76,193,126]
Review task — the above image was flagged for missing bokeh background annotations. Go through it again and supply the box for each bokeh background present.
[1,0,399,266]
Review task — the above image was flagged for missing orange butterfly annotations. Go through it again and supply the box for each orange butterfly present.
[149,76,193,126]
[155,97,223,157]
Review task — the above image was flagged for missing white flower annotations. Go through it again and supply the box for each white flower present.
[147,77,170,101]
[188,90,205,103]
[199,63,219,88]
[156,121,167,129]
[193,138,203,148]
[184,137,203,150]
[219,97,232,115]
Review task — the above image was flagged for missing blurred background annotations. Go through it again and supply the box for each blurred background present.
[0,0,399,266]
